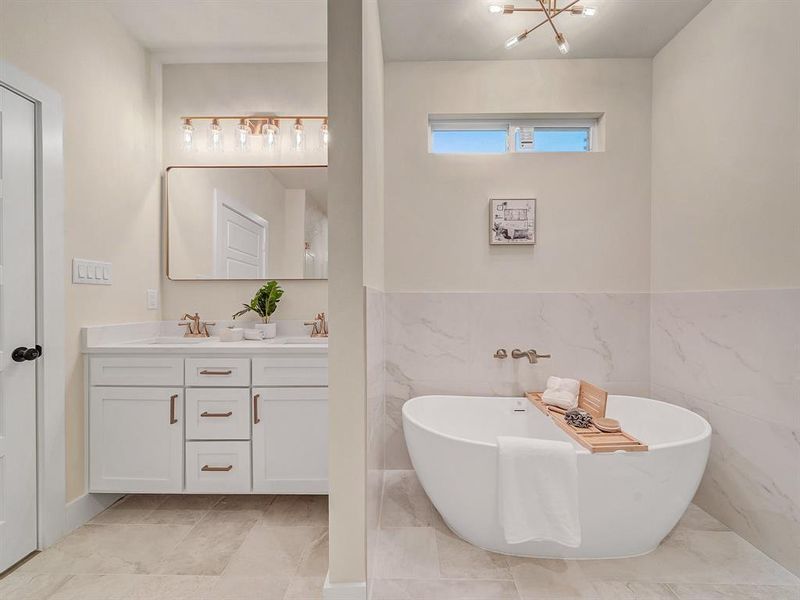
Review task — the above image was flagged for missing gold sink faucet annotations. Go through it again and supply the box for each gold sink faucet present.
[179,313,215,337]
[304,312,329,337]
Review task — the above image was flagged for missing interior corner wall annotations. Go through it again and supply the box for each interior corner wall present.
[651,0,800,575]
[0,0,161,502]
[328,0,367,588]
[363,0,386,595]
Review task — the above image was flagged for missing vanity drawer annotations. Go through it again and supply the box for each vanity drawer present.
[185,358,250,387]
[90,356,184,386]
[185,388,251,441]
[252,355,328,387]
[185,441,251,493]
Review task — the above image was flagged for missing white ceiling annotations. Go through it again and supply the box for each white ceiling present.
[378,0,711,61]
[104,0,327,63]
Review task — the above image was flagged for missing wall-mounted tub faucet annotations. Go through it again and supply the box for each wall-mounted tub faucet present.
[493,349,508,359]
[511,348,551,364]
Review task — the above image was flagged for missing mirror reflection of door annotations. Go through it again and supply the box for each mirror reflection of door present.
[167,166,328,280]
[213,191,269,279]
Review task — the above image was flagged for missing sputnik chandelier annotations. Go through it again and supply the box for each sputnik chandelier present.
[489,1,597,54]
[180,115,329,153]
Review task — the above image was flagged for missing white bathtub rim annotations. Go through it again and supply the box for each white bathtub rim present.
[402,394,712,454]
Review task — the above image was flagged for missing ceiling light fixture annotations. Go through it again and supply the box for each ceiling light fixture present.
[496,0,595,54]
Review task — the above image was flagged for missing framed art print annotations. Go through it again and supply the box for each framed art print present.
[490,198,536,245]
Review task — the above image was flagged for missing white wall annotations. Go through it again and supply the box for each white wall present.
[161,63,328,321]
[651,0,800,575]
[651,0,800,292]
[1,0,161,501]
[384,59,652,293]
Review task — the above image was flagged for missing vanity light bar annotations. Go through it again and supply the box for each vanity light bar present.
[180,115,329,153]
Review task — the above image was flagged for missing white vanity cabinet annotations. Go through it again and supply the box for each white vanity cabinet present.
[253,387,329,494]
[89,387,184,493]
[86,343,328,495]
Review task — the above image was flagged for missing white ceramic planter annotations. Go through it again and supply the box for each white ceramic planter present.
[255,322,277,339]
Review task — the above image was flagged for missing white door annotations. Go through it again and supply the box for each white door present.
[0,86,38,572]
[252,387,329,494]
[89,387,184,493]
[213,192,268,278]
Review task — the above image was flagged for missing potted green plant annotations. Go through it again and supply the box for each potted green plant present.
[232,280,284,338]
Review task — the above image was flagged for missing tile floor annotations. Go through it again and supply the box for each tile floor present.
[2,476,798,600]
[370,470,800,600]
[0,494,329,600]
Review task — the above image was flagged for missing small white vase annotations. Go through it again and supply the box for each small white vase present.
[255,322,277,339]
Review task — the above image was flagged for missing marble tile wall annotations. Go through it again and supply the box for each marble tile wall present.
[383,292,651,469]
[366,287,387,595]
[651,289,800,575]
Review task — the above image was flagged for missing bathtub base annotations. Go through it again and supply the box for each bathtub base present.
[442,517,662,560]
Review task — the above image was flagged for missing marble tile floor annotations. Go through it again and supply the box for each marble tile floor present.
[0,494,329,600]
[371,470,800,600]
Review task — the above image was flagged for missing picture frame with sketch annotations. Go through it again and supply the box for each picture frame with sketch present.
[490,198,536,245]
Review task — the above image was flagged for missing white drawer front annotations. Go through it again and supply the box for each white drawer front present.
[252,355,328,387]
[186,388,251,441]
[90,357,184,386]
[185,358,250,387]
[185,441,251,493]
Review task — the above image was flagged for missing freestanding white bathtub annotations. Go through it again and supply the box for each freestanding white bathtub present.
[403,394,711,559]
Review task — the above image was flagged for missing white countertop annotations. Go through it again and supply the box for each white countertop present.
[82,320,328,354]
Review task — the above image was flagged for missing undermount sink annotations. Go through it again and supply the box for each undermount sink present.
[274,336,328,345]
[150,336,209,345]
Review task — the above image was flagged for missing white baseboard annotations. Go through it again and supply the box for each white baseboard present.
[323,572,367,600]
[64,492,123,533]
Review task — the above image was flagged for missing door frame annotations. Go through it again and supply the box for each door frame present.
[0,60,66,549]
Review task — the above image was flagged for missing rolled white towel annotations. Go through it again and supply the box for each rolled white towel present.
[542,376,580,410]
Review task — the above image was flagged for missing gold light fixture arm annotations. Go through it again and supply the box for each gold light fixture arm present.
[537,0,563,36]
[511,0,582,44]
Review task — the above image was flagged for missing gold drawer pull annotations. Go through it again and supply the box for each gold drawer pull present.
[200,411,233,418]
[169,394,178,424]
[253,393,261,424]
[201,464,233,472]
[199,369,233,375]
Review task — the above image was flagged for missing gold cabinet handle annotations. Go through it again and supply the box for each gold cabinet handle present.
[169,394,178,424]
[201,464,233,472]
[200,411,233,418]
[253,393,261,424]
[199,369,233,375]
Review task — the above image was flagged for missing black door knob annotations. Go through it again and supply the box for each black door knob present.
[12,345,42,362]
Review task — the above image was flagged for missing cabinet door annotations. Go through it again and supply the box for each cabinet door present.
[252,387,328,494]
[90,387,183,493]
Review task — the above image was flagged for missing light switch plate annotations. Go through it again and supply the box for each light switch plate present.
[146,288,159,310]
[73,259,112,285]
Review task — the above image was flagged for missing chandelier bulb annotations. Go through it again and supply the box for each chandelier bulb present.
[505,32,526,49]
[236,118,250,152]
[320,118,330,149]
[556,32,570,54]
[292,118,305,151]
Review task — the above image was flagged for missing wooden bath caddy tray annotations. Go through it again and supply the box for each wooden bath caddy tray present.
[526,382,648,453]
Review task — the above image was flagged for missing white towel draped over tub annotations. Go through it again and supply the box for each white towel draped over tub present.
[497,436,581,548]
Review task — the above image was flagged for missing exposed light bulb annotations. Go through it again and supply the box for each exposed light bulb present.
[292,118,305,151]
[181,118,194,152]
[505,32,526,49]
[263,119,280,152]
[556,32,570,54]
[581,5,597,16]
[236,119,250,152]
[208,119,224,152]
[488,3,505,15]
[319,119,329,149]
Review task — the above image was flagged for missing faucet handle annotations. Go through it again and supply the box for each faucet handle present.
[493,349,508,359]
